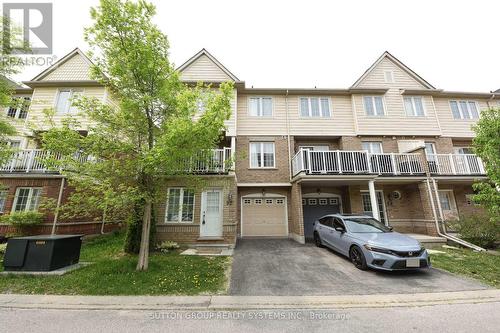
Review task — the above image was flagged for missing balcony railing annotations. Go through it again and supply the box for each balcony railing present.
[1,148,233,174]
[0,149,57,173]
[427,154,486,175]
[291,149,425,177]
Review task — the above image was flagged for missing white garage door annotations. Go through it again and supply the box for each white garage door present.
[242,197,288,237]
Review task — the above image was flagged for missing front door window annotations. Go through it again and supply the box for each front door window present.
[361,191,387,224]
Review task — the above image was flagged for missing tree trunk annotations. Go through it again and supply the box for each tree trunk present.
[136,198,152,271]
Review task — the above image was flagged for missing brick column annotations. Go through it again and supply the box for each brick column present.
[289,181,304,243]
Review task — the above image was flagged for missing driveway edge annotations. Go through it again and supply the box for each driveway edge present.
[0,290,499,310]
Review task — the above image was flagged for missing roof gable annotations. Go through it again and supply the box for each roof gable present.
[31,48,95,82]
[177,49,239,82]
[351,51,435,90]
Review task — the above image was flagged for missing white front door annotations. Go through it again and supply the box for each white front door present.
[200,189,223,237]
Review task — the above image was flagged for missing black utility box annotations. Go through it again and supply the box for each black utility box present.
[3,235,83,271]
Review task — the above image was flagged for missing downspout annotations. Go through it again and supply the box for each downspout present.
[425,178,484,251]
[51,177,65,235]
[285,89,292,181]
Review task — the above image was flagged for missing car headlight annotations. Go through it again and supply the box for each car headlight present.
[363,244,394,254]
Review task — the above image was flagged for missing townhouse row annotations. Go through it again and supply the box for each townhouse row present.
[1,48,498,246]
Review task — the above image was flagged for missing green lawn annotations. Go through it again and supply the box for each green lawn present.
[431,247,500,288]
[0,232,231,295]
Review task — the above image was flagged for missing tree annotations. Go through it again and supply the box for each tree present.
[0,15,26,165]
[472,107,500,222]
[40,0,233,271]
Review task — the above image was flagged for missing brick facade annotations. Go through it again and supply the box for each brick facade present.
[155,175,238,246]
[235,136,290,183]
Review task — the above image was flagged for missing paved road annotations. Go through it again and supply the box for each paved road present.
[230,239,489,295]
[1,302,499,333]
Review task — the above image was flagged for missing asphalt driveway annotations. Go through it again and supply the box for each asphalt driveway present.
[229,239,490,296]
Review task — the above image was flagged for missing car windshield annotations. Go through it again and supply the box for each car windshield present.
[344,218,392,233]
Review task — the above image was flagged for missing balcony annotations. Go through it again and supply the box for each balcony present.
[292,149,486,177]
[1,148,233,174]
[427,154,486,175]
[292,149,425,177]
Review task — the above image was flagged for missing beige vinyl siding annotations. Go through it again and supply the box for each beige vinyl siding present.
[41,54,92,81]
[433,97,489,138]
[237,94,288,135]
[288,96,356,136]
[180,54,232,82]
[353,92,442,136]
[356,57,427,89]
[237,94,356,136]
[26,86,106,131]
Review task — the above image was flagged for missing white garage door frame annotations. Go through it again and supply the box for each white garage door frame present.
[240,192,288,238]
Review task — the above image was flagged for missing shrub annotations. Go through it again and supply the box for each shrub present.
[0,243,6,255]
[450,214,500,249]
[156,240,179,253]
[0,211,44,236]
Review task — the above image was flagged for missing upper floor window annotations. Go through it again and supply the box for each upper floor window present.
[299,97,331,117]
[7,140,21,149]
[250,142,275,168]
[6,97,30,119]
[363,96,385,116]
[362,142,383,154]
[449,100,479,119]
[165,188,195,223]
[13,187,42,212]
[55,89,83,114]
[249,97,272,117]
[384,71,395,83]
[404,96,425,116]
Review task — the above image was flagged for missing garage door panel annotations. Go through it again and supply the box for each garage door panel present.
[303,197,340,240]
[242,197,287,237]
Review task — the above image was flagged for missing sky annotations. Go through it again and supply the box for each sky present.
[6,0,500,92]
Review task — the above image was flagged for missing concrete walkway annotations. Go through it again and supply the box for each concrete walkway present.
[1,289,499,310]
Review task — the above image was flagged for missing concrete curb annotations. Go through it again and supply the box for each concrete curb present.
[0,290,499,310]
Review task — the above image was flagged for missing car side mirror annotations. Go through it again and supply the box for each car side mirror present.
[388,226,394,231]
[334,227,345,233]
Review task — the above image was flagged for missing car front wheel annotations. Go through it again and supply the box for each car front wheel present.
[313,232,323,248]
[349,245,368,270]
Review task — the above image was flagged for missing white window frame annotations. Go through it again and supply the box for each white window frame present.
[12,187,42,212]
[449,100,480,120]
[248,96,273,117]
[360,190,388,225]
[404,96,426,117]
[5,96,31,119]
[438,190,457,212]
[384,70,395,83]
[0,189,8,213]
[424,142,437,161]
[363,96,386,116]
[164,188,195,223]
[249,142,276,168]
[54,88,84,114]
[362,141,383,154]
[299,97,332,118]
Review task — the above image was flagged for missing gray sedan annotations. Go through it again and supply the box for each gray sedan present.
[313,214,430,271]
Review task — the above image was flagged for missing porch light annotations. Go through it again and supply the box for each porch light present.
[227,192,233,205]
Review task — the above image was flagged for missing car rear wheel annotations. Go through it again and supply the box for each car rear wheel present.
[313,232,323,248]
[349,246,368,270]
